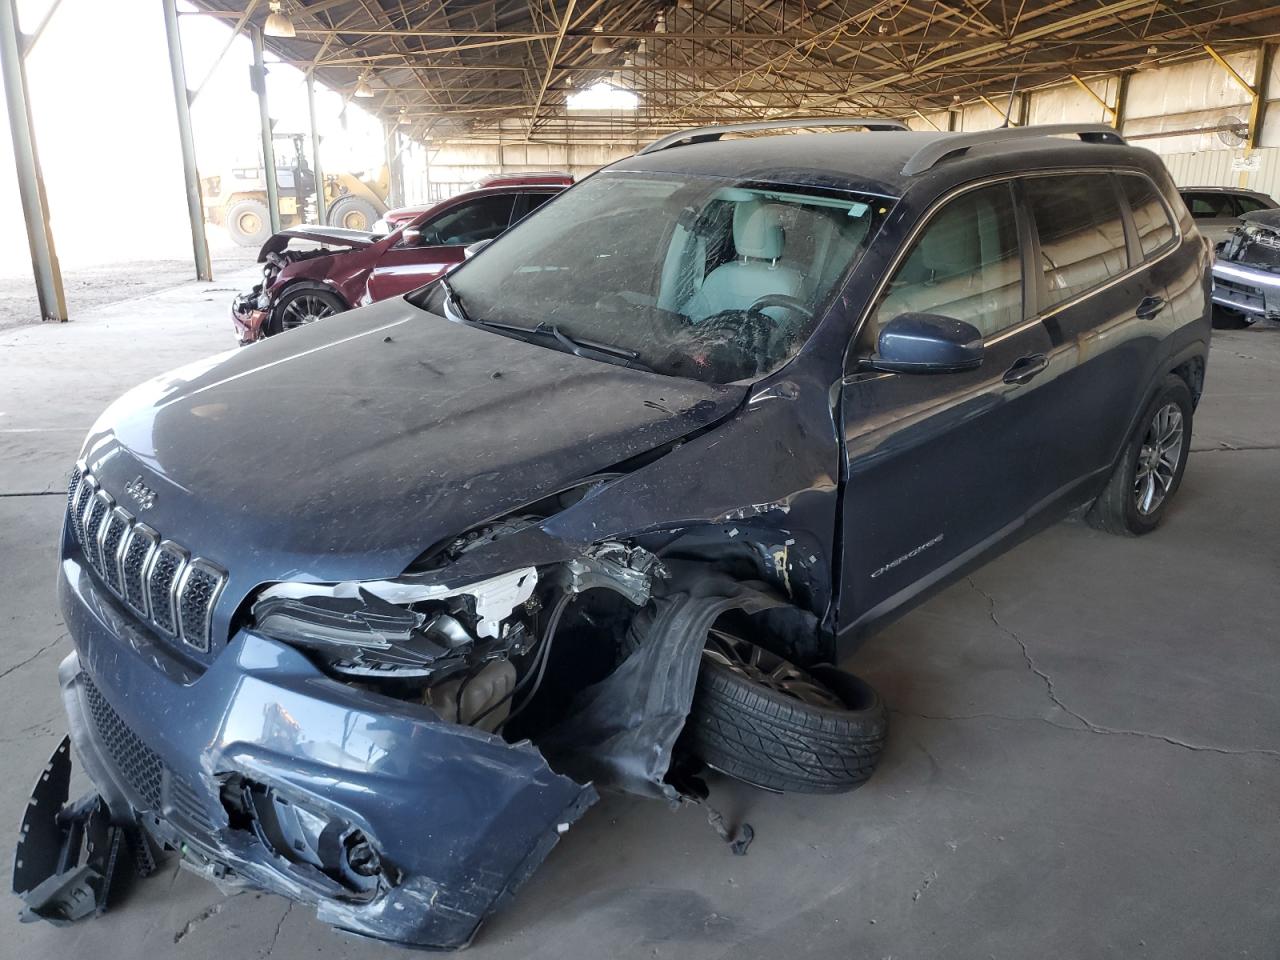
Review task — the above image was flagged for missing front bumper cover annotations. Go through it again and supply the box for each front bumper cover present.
[1211,260,1280,318]
[53,560,595,950]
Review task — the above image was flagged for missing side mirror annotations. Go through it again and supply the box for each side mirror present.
[400,226,421,246]
[464,238,493,259]
[863,312,984,374]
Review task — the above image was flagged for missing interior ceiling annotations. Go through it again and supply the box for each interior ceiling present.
[189,0,1280,142]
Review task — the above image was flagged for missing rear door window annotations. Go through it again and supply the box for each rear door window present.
[1183,192,1232,218]
[1120,175,1177,258]
[867,181,1024,340]
[1233,195,1271,214]
[1025,174,1128,308]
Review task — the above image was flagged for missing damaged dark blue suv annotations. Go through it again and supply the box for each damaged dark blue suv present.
[19,120,1210,949]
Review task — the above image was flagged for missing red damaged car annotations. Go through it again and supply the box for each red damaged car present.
[373,171,574,233]
[231,180,567,344]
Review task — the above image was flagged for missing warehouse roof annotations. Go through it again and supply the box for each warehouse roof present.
[186,1,1280,145]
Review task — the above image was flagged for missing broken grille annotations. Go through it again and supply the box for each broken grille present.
[66,462,226,655]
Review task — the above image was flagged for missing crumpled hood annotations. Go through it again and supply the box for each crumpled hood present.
[258,224,378,260]
[81,298,743,593]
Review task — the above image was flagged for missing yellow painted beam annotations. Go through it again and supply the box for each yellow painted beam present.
[912,109,940,131]
[1204,41,1262,183]
[1204,44,1256,96]
[979,95,1016,125]
[1070,74,1117,122]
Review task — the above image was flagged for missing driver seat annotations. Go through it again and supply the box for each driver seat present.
[687,200,803,321]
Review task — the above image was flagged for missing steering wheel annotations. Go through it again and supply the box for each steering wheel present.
[749,294,813,320]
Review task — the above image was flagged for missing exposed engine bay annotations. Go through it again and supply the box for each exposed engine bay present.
[1211,209,1280,322]
[1218,216,1280,273]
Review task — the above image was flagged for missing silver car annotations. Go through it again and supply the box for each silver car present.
[1179,186,1277,246]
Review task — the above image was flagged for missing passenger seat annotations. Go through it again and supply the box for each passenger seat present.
[687,200,803,320]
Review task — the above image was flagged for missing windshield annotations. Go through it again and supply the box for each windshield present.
[414,171,893,383]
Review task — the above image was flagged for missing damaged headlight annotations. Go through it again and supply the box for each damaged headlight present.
[251,568,538,683]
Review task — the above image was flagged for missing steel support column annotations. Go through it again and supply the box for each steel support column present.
[251,25,280,234]
[1112,72,1130,132]
[306,71,327,225]
[161,0,211,282]
[0,0,65,321]
[383,120,404,209]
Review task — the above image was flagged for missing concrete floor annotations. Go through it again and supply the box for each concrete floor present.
[1,276,1278,958]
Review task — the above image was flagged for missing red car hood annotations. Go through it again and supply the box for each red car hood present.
[257,225,379,261]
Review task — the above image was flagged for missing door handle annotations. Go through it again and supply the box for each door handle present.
[1002,353,1048,385]
[1136,295,1166,320]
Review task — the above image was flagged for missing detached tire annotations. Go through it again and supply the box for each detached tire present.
[1086,374,1193,536]
[687,633,887,794]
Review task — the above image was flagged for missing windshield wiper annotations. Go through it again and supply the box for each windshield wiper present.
[437,275,471,323]
[458,315,654,372]
[530,322,654,372]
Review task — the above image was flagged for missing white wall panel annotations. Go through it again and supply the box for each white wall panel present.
[1122,51,1258,153]
[1161,147,1280,199]
[1028,78,1119,125]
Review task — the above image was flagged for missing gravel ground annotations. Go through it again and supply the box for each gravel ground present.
[0,242,259,329]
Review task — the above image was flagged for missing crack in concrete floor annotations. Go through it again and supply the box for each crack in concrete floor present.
[262,901,295,958]
[0,633,67,682]
[963,577,1280,761]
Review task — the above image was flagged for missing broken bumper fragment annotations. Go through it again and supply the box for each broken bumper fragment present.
[51,561,595,950]
[231,289,268,345]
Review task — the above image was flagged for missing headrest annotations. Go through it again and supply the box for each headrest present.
[733,200,786,260]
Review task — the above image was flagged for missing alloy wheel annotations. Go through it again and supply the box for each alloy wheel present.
[1134,401,1183,516]
[702,628,844,709]
[281,295,338,330]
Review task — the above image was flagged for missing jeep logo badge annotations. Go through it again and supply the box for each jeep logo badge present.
[125,476,157,510]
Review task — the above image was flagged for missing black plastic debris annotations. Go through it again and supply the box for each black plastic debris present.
[13,736,155,925]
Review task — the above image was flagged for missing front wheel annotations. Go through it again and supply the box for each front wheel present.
[1211,305,1253,330]
[686,629,887,793]
[268,287,346,337]
[1086,375,1193,536]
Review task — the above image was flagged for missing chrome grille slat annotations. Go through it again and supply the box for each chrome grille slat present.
[145,541,187,637]
[66,464,84,540]
[121,523,158,618]
[84,491,112,576]
[100,507,132,593]
[65,465,226,655]
[177,560,224,654]
[74,474,98,549]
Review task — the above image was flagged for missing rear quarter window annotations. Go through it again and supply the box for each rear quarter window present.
[1120,174,1177,258]
[1024,173,1128,308]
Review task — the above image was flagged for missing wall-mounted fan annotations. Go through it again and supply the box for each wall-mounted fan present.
[1216,115,1249,147]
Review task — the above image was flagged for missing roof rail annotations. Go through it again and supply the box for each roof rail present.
[900,123,1126,176]
[639,117,908,155]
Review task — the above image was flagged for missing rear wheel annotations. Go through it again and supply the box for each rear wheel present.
[226,198,271,247]
[686,628,887,793]
[1211,305,1253,329]
[269,287,346,337]
[328,196,379,232]
[1086,375,1193,536]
